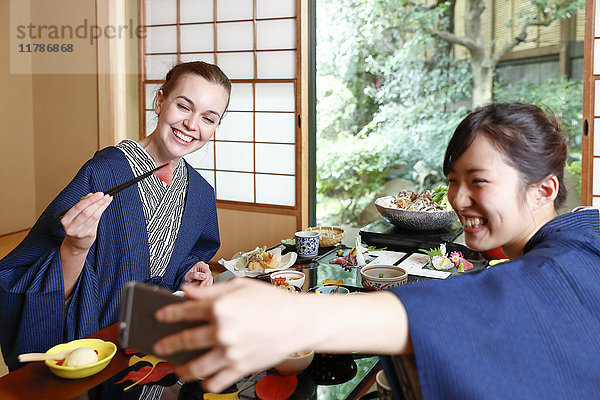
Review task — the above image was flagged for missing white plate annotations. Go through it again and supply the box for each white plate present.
[218,248,297,278]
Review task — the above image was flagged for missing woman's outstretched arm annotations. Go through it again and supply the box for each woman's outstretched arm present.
[153,278,411,393]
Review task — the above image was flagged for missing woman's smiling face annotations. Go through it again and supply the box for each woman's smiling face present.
[153,73,229,161]
[447,134,540,257]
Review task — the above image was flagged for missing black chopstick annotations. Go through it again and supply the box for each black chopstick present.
[53,163,169,219]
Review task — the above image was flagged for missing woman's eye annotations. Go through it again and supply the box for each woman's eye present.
[472,179,486,184]
[178,104,190,111]
[203,117,215,124]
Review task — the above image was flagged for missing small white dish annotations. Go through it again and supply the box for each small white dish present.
[274,350,314,375]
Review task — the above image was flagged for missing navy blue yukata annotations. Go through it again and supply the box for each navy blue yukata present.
[0,147,220,370]
[385,208,600,399]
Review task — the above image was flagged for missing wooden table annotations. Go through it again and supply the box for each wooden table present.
[0,226,484,399]
[0,247,380,400]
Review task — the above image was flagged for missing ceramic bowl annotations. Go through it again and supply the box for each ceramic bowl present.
[270,270,306,289]
[375,196,457,231]
[45,338,117,379]
[274,350,315,375]
[315,285,350,295]
[360,264,408,290]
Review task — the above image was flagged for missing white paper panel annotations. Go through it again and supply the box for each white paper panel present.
[180,53,215,64]
[255,174,295,206]
[180,0,214,23]
[596,0,600,37]
[197,169,215,188]
[146,111,157,136]
[216,142,254,172]
[184,141,214,169]
[146,26,178,53]
[217,52,255,79]
[255,113,295,143]
[145,54,178,80]
[216,171,254,202]
[255,83,295,111]
[217,22,254,51]
[181,24,214,52]
[594,158,600,195]
[256,20,296,50]
[257,51,296,79]
[146,0,177,25]
[593,196,600,209]
[145,83,161,110]
[596,81,600,116]
[255,144,295,174]
[216,112,254,141]
[257,0,296,18]
[595,119,600,156]
[217,0,253,21]
[229,83,254,111]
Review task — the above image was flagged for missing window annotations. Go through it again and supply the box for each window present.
[141,0,302,209]
[316,0,588,229]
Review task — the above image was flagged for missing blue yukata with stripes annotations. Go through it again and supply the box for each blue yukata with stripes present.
[0,146,220,371]
[382,208,600,399]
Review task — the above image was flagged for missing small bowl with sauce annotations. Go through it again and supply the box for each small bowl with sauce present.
[270,270,306,289]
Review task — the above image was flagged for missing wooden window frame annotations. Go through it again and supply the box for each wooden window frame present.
[582,0,596,206]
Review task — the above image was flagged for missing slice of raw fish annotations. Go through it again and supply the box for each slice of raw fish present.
[153,161,174,185]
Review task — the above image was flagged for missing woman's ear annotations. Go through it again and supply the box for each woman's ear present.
[533,174,559,207]
[155,90,165,115]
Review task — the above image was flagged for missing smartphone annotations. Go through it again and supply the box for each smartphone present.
[119,281,206,364]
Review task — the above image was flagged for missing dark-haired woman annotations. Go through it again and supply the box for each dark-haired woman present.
[153,103,600,399]
[0,62,231,371]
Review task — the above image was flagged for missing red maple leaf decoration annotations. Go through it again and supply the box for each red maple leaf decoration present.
[116,362,177,387]
[255,374,297,400]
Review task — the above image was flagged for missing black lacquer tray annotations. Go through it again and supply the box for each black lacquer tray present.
[359,218,463,253]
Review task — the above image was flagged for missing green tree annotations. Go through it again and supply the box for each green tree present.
[316,0,584,225]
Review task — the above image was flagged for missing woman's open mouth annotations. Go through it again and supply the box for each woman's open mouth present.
[172,128,195,143]
[461,216,486,229]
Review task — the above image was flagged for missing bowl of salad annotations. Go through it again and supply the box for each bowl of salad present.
[375,185,458,231]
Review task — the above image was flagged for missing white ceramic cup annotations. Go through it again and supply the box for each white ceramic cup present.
[376,370,393,400]
[294,230,320,258]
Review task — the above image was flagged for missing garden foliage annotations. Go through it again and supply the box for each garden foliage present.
[317,0,584,225]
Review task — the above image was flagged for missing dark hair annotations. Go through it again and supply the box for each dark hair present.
[443,103,567,209]
[156,61,232,117]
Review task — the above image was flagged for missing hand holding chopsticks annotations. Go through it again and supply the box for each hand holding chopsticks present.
[53,163,170,219]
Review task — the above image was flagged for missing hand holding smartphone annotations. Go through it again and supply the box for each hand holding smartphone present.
[119,281,206,364]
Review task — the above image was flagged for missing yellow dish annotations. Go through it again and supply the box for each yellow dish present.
[45,338,117,379]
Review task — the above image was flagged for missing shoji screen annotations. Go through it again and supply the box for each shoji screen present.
[141,0,299,209]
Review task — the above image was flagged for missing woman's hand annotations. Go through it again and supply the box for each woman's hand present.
[61,192,113,253]
[153,279,311,392]
[184,261,213,286]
